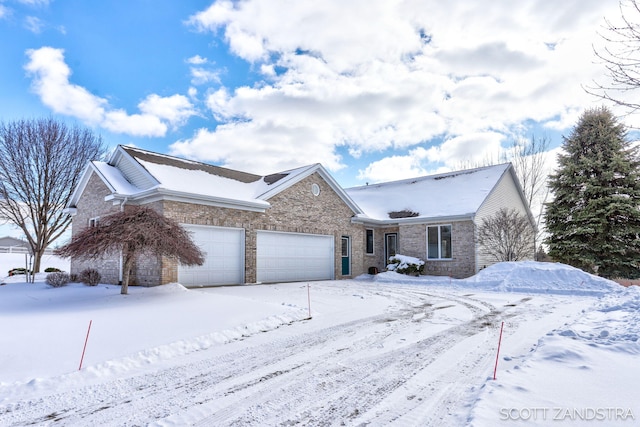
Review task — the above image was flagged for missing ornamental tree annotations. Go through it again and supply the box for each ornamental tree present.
[56,206,205,294]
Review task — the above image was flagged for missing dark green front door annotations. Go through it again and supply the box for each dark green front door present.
[341,236,350,275]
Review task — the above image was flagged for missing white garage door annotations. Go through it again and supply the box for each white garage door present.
[257,231,334,283]
[178,225,244,287]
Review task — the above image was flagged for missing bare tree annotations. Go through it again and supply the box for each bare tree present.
[455,135,550,258]
[504,135,550,211]
[502,135,550,258]
[477,208,536,263]
[0,118,106,273]
[55,206,205,294]
[589,0,640,116]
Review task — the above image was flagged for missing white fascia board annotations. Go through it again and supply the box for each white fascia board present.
[259,164,364,215]
[109,188,270,212]
[353,213,474,227]
[63,207,78,216]
[67,162,115,209]
[316,167,364,215]
[257,164,318,200]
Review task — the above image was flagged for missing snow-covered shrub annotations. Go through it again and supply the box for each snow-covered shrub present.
[46,272,70,287]
[80,268,101,286]
[387,254,425,276]
[44,267,62,273]
[8,267,28,276]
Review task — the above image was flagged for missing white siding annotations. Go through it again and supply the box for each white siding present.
[474,169,534,270]
[115,156,156,189]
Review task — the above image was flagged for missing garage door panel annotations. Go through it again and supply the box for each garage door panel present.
[257,231,334,283]
[179,225,244,287]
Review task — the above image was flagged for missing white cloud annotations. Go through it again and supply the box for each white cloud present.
[103,110,167,137]
[0,4,9,19]
[424,132,505,167]
[185,55,221,85]
[190,67,220,85]
[186,55,208,65]
[179,0,621,180]
[138,94,197,128]
[17,0,50,6]
[170,124,344,174]
[24,47,194,137]
[25,47,107,124]
[24,15,43,33]
[357,151,430,183]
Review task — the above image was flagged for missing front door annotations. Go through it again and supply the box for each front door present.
[341,236,350,275]
[385,233,397,264]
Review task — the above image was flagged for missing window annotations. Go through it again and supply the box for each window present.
[385,233,397,262]
[366,229,374,254]
[427,225,452,259]
[88,217,100,228]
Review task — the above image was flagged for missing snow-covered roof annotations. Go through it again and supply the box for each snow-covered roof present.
[346,164,511,222]
[91,162,140,195]
[71,146,361,214]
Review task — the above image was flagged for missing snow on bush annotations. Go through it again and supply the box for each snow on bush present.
[45,272,70,288]
[387,254,425,276]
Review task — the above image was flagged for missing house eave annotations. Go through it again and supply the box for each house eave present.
[353,213,475,227]
[106,188,270,212]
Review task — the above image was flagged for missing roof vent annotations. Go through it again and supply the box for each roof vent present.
[388,209,420,219]
[264,173,289,185]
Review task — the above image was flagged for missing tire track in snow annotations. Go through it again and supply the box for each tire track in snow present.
[192,290,500,426]
[0,286,502,427]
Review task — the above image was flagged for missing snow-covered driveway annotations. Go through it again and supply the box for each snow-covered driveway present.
[0,278,598,426]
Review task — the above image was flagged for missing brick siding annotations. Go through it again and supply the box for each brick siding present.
[73,171,364,286]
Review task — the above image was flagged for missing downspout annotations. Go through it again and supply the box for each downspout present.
[118,197,128,285]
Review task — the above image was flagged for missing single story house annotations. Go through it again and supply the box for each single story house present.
[0,236,31,254]
[345,164,536,277]
[0,236,55,255]
[65,145,535,287]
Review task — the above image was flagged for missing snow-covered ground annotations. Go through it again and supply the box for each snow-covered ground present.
[0,262,638,426]
[0,253,70,278]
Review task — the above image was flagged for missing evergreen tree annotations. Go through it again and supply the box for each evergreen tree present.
[545,107,640,279]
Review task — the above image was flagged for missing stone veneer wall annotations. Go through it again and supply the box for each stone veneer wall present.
[397,220,476,279]
[69,173,122,284]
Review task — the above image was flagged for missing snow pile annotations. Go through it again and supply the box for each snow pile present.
[371,261,623,296]
[469,261,622,295]
[468,286,640,426]
[567,286,640,347]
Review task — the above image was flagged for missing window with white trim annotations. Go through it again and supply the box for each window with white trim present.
[427,225,452,259]
[365,229,374,254]
[88,217,100,228]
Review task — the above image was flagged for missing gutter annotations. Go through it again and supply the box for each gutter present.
[352,213,475,227]
[105,188,270,212]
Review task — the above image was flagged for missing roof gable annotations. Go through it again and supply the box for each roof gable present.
[257,164,363,215]
[67,161,137,209]
[346,164,512,222]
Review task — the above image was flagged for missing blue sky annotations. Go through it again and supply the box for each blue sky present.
[0,0,631,198]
